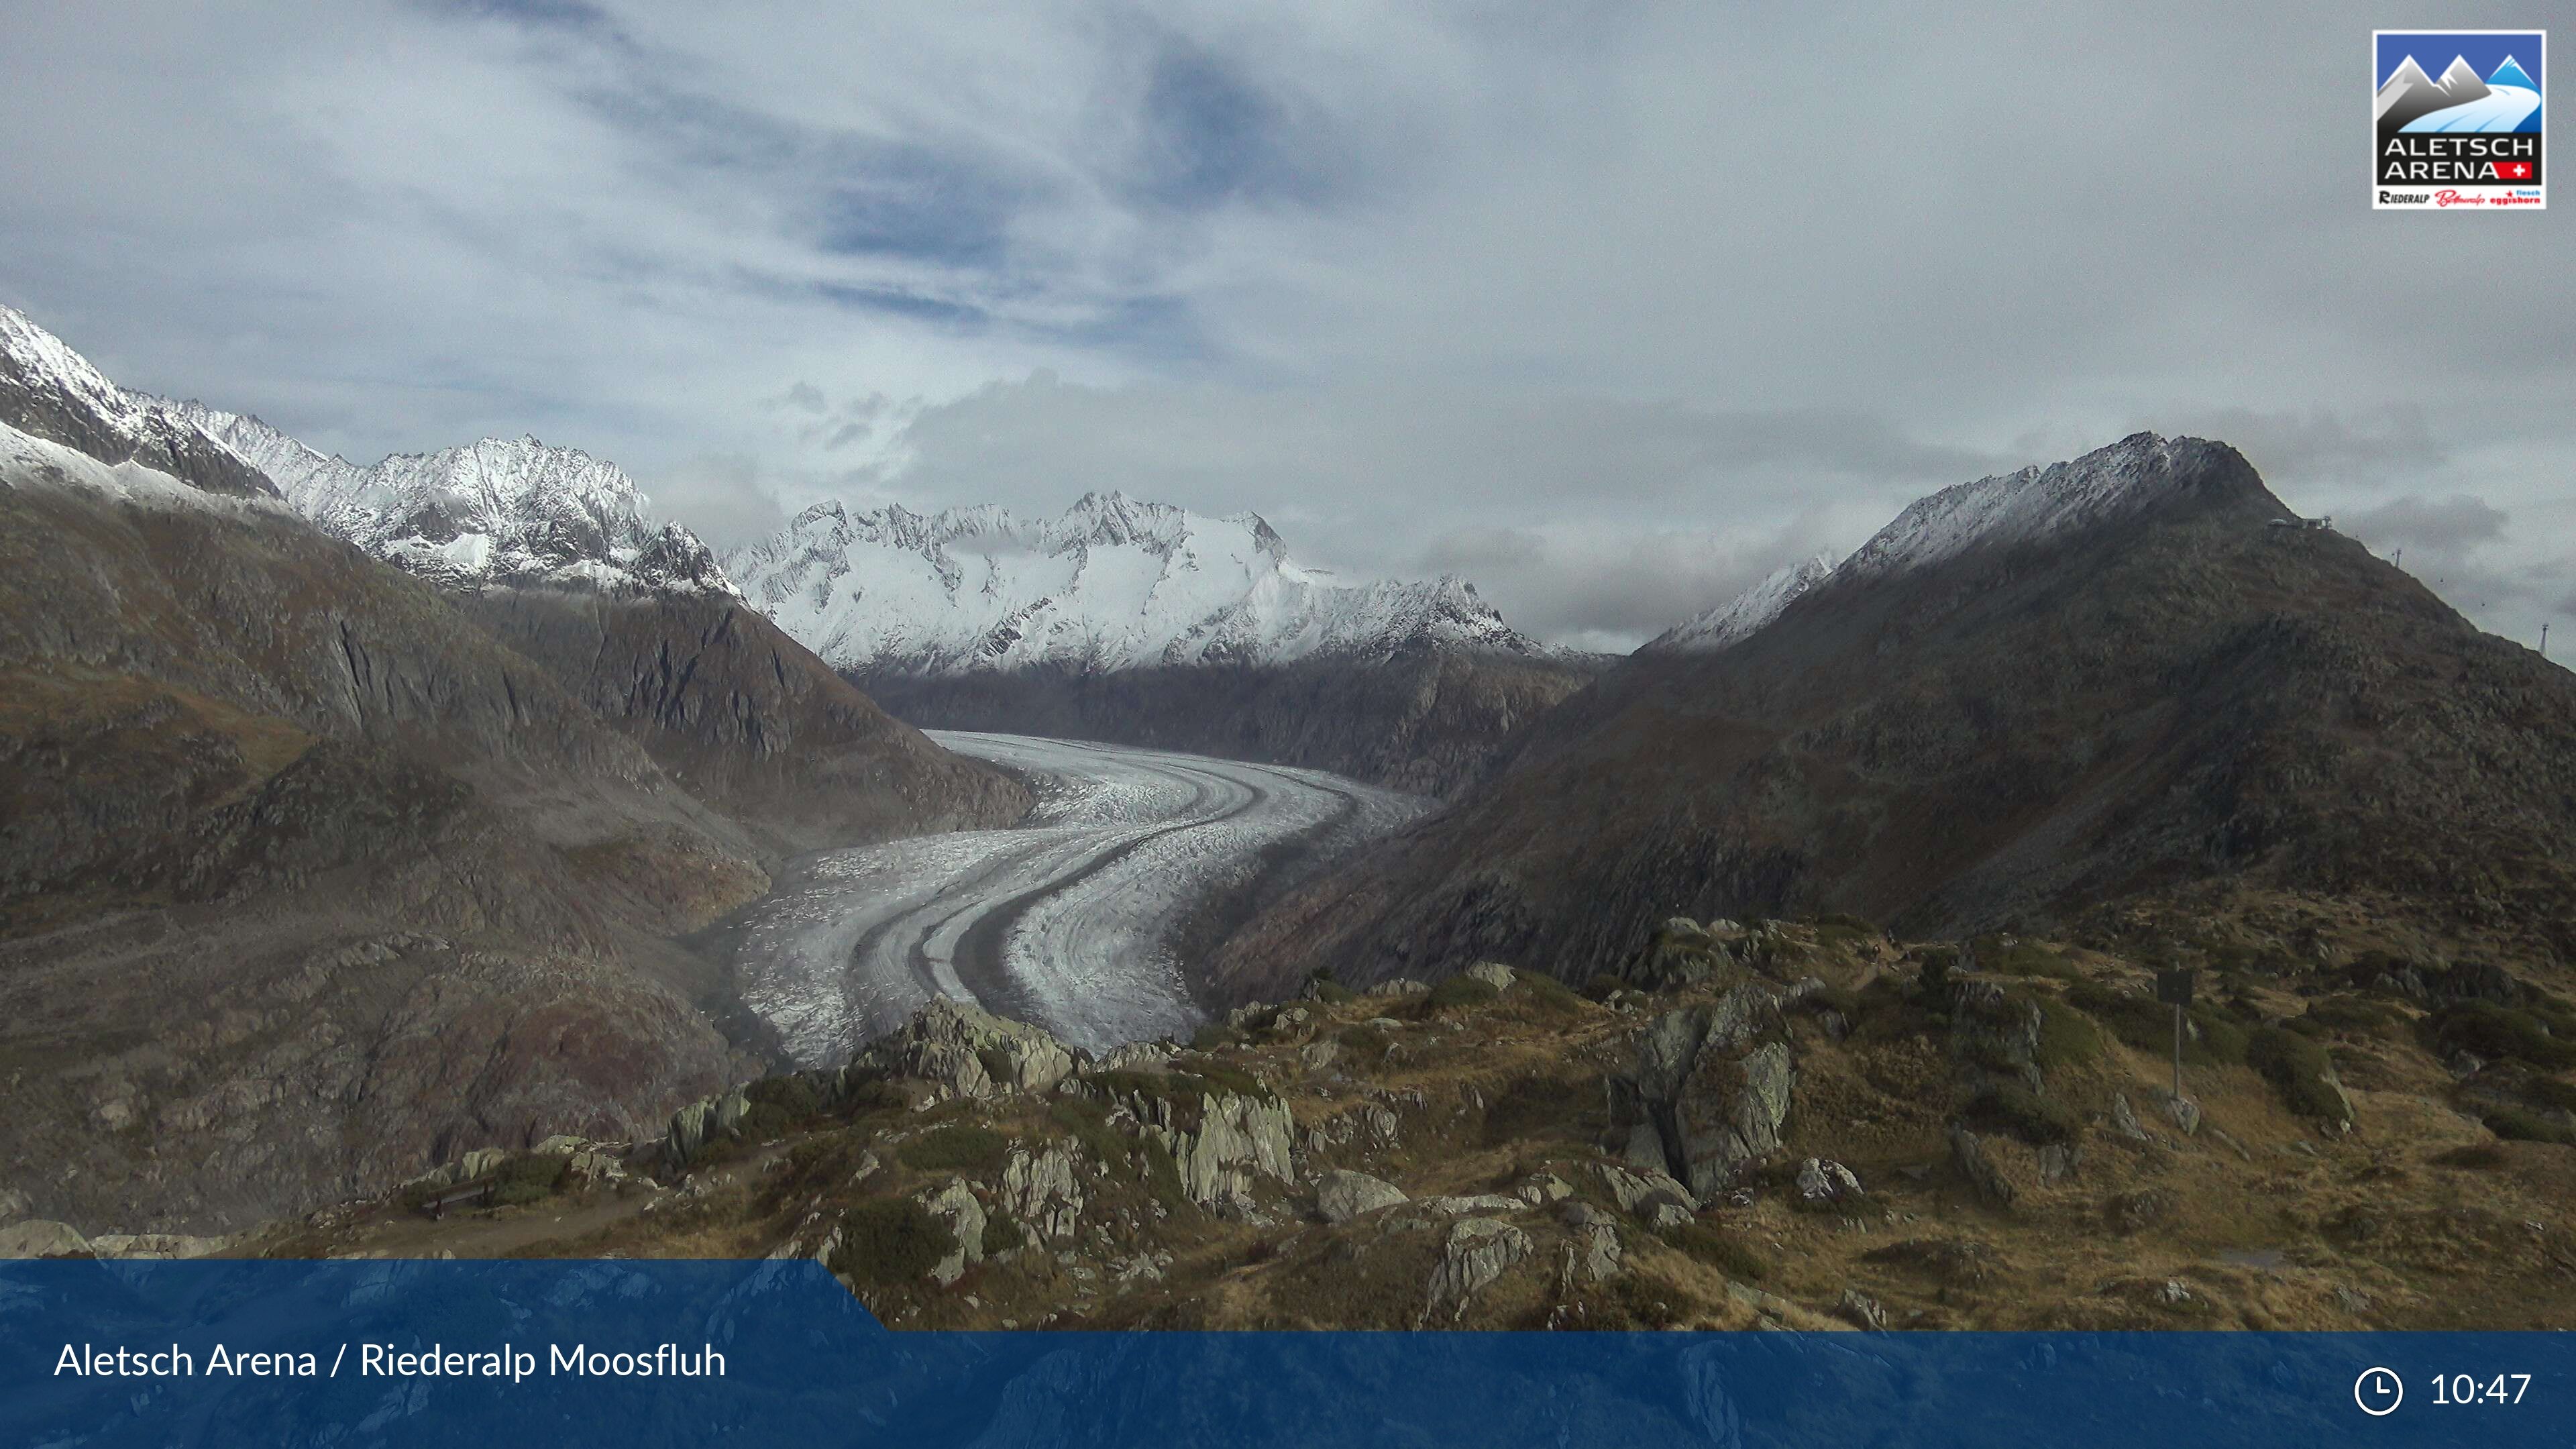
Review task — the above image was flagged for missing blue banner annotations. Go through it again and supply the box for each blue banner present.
[2,1258,2565,1446]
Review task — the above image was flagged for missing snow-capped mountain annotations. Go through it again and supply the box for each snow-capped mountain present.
[0,304,277,500]
[1640,433,2224,654]
[2,303,729,595]
[728,492,1550,675]
[159,400,735,596]
[2377,52,2514,133]
[1835,431,2220,580]
[1641,553,1835,654]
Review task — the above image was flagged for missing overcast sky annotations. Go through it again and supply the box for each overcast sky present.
[2,1,2567,651]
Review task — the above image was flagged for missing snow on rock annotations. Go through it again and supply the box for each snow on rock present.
[726,490,1550,675]
[1642,553,1836,654]
[1835,431,2204,581]
[156,401,738,597]
[1,303,724,595]
[0,417,294,518]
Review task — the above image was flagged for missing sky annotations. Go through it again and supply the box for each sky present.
[1,1,2567,653]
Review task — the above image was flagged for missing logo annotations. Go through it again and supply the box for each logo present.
[2374,30,2544,209]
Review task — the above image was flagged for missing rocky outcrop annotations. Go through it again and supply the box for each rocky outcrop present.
[1314,1169,1408,1224]
[1607,985,1797,1197]
[918,1179,986,1287]
[1423,1217,1532,1322]
[1001,1143,1085,1243]
[856,998,1079,1103]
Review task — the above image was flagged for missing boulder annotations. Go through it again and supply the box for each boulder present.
[1949,1124,2019,1209]
[458,1147,509,1180]
[1464,963,1517,991]
[1950,981,2045,1092]
[1839,1288,1887,1331]
[1794,1157,1864,1207]
[1315,1169,1408,1224]
[712,1087,751,1139]
[1609,985,1799,1195]
[88,1232,227,1260]
[2109,1093,2156,1142]
[1370,979,1431,998]
[1299,1040,1340,1073]
[1104,1076,1299,1209]
[1562,1221,1622,1286]
[0,1220,90,1258]
[1515,1173,1573,1206]
[1423,1218,1532,1322]
[1001,1143,1085,1242]
[1594,1162,1700,1220]
[2159,1091,2202,1136]
[666,1099,715,1167]
[859,996,1077,1101]
[1413,1194,1528,1217]
[917,1178,987,1287]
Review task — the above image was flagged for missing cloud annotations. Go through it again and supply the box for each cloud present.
[2341,494,2509,561]
[1,2,2570,651]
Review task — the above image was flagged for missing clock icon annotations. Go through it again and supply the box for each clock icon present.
[2355,1366,2405,1416]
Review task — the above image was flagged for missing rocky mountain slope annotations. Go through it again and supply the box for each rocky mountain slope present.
[0,308,1027,1238]
[1208,433,2576,998]
[730,494,1600,796]
[174,905,2576,1333]
[154,396,733,596]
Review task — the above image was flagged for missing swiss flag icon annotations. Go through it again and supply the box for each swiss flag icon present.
[2498,160,2534,180]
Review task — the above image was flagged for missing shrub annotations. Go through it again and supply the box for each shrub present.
[1963,1081,2078,1145]
[1191,1023,1236,1053]
[2430,1002,2576,1070]
[1307,969,1358,1006]
[2434,1142,2510,1169]
[1337,1025,1392,1057]
[1584,974,1626,1002]
[1988,941,2082,981]
[490,1152,569,1207]
[737,1102,796,1144]
[746,1073,826,1120]
[1422,975,1501,1014]
[1046,1097,1134,1181]
[2485,1108,2576,1146]
[896,1125,1011,1174]
[839,1077,911,1116]
[2063,983,2245,1067]
[2303,995,2403,1039]
[2033,1000,2107,1071]
[1662,1221,1770,1282]
[829,1199,957,1286]
[1140,1136,1189,1215]
[1480,1075,1574,1146]
[2247,1027,2352,1122]
[981,1208,1024,1257]
[1916,948,1957,1000]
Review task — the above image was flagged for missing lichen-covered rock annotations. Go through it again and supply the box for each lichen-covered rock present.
[1423,1217,1531,1322]
[1593,1162,1699,1219]
[918,1177,986,1286]
[1104,1075,1299,1209]
[0,1220,89,1258]
[859,996,1077,1101]
[1464,963,1516,991]
[1794,1157,1864,1206]
[1515,1173,1572,1206]
[1315,1169,1409,1223]
[1001,1143,1085,1242]
[1951,981,2045,1091]
[1562,1221,1621,1286]
[1949,1124,2019,1208]
[1670,1040,1794,1198]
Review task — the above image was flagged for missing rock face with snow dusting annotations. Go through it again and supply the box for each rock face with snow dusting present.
[160,400,735,597]
[1216,431,2576,994]
[731,492,1601,796]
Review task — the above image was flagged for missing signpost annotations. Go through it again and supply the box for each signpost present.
[2155,969,2197,1102]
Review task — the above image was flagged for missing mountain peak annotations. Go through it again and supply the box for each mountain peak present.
[1838,433,2263,581]
[731,490,1551,676]
[2491,56,2536,89]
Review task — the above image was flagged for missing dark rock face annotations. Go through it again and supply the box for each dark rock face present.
[855,649,1601,799]
[457,588,1028,858]
[0,390,1024,1234]
[0,470,768,1232]
[1213,437,2576,995]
